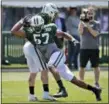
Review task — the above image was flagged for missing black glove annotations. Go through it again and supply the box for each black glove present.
[22,14,33,27]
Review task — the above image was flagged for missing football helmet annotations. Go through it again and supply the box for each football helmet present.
[30,15,44,32]
[41,3,59,21]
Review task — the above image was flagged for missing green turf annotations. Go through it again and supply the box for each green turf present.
[2,71,108,103]
[1,63,108,69]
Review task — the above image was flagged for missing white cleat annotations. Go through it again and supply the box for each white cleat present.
[43,95,57,101]
[28,94,38,101]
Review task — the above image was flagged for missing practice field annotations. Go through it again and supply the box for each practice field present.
[1,70,108,103]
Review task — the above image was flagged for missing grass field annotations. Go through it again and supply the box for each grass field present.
[1,70,108,104]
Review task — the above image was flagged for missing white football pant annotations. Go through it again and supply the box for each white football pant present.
[48,51,74,81]
[23,41,47,73]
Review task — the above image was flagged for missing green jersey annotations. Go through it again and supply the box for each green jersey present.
[24,13,64,48]
[24,23,57,45]
[24,23,60,62]
[39,12,64,48]
[38,13,51,24]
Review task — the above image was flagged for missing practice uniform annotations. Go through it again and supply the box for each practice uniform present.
[39,12,64,49]
[23,14,74,81]
[23,13,50,73]
[23,13,63,72]
[23,23,65,66]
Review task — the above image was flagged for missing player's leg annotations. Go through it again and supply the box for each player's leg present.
[35,47,56,101]
[48,52,102,101]
[23,42,38,101]
[48,51,68,98]
[41,70,56,101]
[49,67,68,97]
[70,76,102,101]
[23,41,55,101]
[79,49,89,80]
[27,62,38,101]
[49,66,67,95]
[90,49,100,88]
[41,70,49,97]
[57,64,102,101]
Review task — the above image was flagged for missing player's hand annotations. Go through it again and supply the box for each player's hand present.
[22,14,33,27]
[71,37,79,46]
[73,40,79,46]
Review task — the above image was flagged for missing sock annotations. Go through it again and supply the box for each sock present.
[43,84,49,97]
[87,84,96,92]
[43,84,49,92]
[29,86,34,94]
[57,80,64,90]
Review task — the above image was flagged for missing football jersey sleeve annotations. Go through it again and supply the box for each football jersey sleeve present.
[51,24,57,36]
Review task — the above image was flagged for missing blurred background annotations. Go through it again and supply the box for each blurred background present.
[1,0,108,69]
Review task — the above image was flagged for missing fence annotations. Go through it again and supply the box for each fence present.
[1,31,109,64]
[99,32,109,63]
[2,31,26,64]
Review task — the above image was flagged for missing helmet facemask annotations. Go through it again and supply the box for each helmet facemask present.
[30,15,44,32]
[41,3,59,21]
[34,24,44,32]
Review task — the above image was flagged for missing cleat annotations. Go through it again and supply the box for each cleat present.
[43,95,57,101]
[28,94,38,101]
[93,88,102,101]
[53,88,68,98]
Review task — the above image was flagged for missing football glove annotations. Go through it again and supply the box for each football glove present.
[71,37,79,46]
[23,14,34,27]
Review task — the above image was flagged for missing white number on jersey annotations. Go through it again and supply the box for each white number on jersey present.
[33,34,41,44]
[33,33,49,44]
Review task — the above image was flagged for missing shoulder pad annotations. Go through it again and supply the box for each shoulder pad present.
[44,23,57,28]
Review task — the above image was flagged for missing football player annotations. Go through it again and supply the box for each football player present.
[11,15,57,101]
[39,3,81,98]
[39,3,68,97]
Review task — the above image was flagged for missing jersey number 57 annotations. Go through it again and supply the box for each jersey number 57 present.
[33,33,49,44]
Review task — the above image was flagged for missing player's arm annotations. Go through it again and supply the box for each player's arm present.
[11,19,26,38]
[56,30,78,42]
